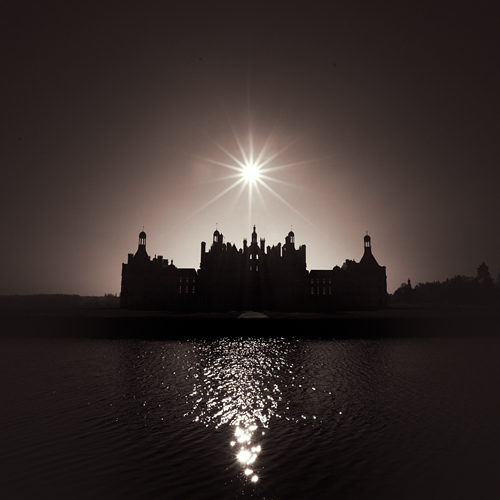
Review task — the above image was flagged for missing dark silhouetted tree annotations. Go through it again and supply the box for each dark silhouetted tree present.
[476,262,493,285]
[391,263,500,306]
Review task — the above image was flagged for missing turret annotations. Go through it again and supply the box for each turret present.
[360,233,380,268]
[200,241,206,268]
[139,230,146,248]
[251,225,257,244]
[364,233,371,254]
[133,229,149,263]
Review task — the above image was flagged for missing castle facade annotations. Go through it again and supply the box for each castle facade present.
[120,227,387,312]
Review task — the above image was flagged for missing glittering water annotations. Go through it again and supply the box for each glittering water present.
[186,338,294,483]
[1,333,500,499]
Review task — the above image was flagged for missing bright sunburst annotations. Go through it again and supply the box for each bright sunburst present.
[182,119,325,231]
[242,163,260,182]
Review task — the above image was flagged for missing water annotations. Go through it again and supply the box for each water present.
[1,330,500,499]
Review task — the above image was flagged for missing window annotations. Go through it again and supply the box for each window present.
[178,286,182,294]
[311,288,314,295]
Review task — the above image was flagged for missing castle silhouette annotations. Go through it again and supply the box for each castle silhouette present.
[120,227,387,311]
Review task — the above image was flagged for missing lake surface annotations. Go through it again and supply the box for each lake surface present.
[1,320,500,499]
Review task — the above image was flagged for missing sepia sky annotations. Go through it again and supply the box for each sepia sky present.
[2,1,499,295]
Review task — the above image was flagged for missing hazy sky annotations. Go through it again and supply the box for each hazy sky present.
[2,1,499,295]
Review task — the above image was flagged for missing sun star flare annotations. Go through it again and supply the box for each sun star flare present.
[242,163,260,183]
[178,122,326,232]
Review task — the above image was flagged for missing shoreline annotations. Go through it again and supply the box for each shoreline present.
[0,306,498,340]
[1,305,499,319]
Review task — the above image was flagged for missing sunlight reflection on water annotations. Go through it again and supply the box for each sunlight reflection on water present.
[185,338,293,483]
[3,335,500,499]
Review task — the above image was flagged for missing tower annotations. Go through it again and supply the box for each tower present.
[213,228,221,244]
[249,226,259,272]
[133,229,149,264]
[360,233,378,266]
[139,230,146,248]
[251,225,257,244]
[364,233,371,253]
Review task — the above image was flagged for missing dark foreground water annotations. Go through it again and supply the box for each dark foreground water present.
[1,319,500,499]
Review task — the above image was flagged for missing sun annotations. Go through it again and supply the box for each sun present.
[242,163,260,182]
[181,120,324,231]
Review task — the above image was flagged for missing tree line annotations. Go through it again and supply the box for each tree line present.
[0,294,120,309]
[391,263,500,306]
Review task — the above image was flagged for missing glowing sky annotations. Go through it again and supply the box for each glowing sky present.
[2,1,500,295]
